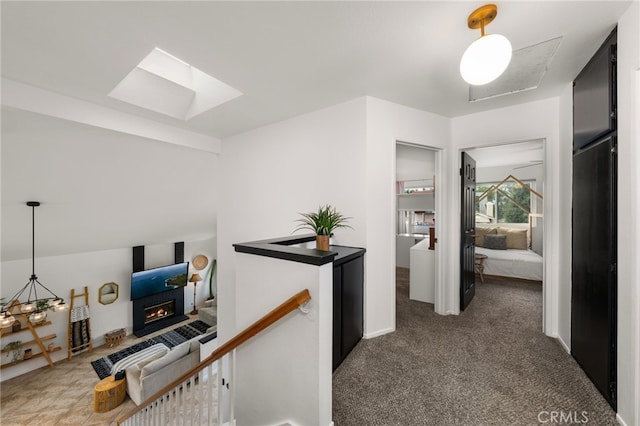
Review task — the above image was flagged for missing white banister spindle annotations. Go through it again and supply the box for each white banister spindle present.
[229,349,236,425]
[217,357,224,426]
[119,366,227,426]
[208,363,215,425]
[117,289,310,426]
[183,377,189,426]
[198,370,204,424]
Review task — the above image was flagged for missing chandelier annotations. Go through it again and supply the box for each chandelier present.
[1,202,67,328]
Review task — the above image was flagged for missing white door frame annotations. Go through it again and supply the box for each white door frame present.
[394,141,445,314]
[452,138,549,333]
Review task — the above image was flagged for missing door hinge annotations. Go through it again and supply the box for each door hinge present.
[611,51,617,63]
[610,109,616,120]
[611,263,617,273]
[609,382,616,400]
[459,168,463,176]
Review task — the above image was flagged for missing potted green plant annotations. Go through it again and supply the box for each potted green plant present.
[294,204,352,251]
[4,341,23,363]
[30,299,53,323]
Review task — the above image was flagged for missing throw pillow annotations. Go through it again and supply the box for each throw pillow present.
[141,340,190,377]
[474,227,497,247]
[137,349,168,369]
[483,234,507,250]
[497,227,528,250]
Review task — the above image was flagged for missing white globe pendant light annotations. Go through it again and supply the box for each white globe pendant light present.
[459,4,512,86]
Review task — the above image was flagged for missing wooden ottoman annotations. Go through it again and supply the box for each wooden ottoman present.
[94,375,126,413]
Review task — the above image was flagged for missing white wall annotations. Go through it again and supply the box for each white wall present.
[451,98,564,336]
[1,104,220,381]
[557,84,573,351]
[218,96,449,343]
[234,253,332,426]
[0,238,215,381]
[615,2,640,424]
[365,97,449,331]
[217,98,367,342]
[1,108,219,261]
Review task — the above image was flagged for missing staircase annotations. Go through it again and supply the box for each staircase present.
[117,289,311,426]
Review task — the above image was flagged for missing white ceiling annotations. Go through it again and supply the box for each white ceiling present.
[1,1,631,139]
[0,1,631,260]
[466,139,544,168]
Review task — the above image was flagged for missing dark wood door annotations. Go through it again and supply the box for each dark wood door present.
[571,135,617,408]
[460,152,476,311]
[573,30,617,152]
[571,27,617,410]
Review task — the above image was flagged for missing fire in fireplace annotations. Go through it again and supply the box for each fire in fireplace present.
[133,288,187,337]
[144,300,175,325]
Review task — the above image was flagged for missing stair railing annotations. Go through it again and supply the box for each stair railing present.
[117,288,312,426]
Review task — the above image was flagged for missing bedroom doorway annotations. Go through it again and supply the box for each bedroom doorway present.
[462,140,545,323]
[395,142,439,314]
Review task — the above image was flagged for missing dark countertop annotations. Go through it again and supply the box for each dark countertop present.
[233,234,365,266]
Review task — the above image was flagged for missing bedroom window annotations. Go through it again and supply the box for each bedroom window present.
[476,180,533,223]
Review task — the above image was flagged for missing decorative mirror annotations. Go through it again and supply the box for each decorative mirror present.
[98,282,119,305]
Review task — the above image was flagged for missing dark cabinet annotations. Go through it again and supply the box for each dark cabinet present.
[571,27,617,410]
[331,246,365,371]
[573,29,617,152]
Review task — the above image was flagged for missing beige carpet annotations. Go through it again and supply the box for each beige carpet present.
[332,268,618,426]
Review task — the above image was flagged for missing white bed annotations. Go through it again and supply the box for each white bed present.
[476,246,543,282]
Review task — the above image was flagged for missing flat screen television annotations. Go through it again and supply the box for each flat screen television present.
[130,262,189,300]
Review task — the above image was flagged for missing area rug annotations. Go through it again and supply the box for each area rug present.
[91,320,211,379]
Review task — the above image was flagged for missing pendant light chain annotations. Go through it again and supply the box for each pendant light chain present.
[0,201,67,327]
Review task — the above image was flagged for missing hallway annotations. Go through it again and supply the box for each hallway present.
[332,270,616,425]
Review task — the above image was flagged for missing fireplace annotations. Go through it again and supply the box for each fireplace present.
[132,288,188,337]
[144,300,175,325]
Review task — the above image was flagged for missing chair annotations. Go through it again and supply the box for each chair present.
[198,299,217,329]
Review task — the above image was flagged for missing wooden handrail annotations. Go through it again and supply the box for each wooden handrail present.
[116,288,311,425]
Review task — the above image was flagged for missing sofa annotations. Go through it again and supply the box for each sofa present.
[198,299,217,328]
[119,337,202,405]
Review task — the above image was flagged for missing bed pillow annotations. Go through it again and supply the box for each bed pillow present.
[475,227,497,247]
[497,227,528,250]
[483,234,507,250]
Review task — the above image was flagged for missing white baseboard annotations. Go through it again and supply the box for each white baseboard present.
[363,327,394,339]
[616,413,629,426]
[555,334,571,353]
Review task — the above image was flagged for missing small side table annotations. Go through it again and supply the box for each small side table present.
[474,253,488,284]
[94,375,126,413]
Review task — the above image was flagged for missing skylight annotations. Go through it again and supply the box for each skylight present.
[109,48,242,120]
